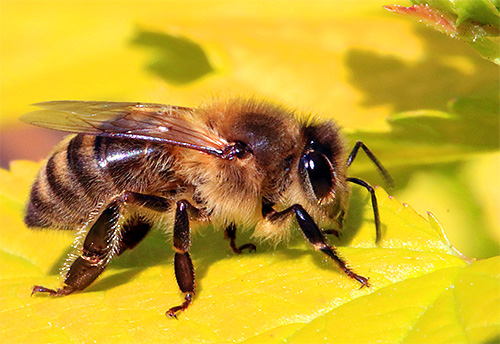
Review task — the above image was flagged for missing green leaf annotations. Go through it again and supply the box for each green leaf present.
[385,0,500,64]
[345,89,500,177]
[451,0,499,27]
[284,256,500,344]
[1,160,498,343]
[342,27,499,259]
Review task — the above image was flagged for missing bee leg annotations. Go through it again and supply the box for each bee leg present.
[347,140,394,188]
[32,192,169,297]
[324,210,343,237]
[115,192,171,255]
[266,204,369,287]
[32,200,121,297]
[116,216,152,256]
[346,141,392,244]
[123,191,172,213]
[346,177,381,244]
[224,223,257,254]
[166,200,199,318]
[323,229,341,237]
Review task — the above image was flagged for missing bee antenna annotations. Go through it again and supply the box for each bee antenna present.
[347,141,394,188]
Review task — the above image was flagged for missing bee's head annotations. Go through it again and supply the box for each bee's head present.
[298,121,348,207]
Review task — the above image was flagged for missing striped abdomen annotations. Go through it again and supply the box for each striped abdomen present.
[25,134,175,229]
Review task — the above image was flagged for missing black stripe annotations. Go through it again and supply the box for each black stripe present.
[66,134,100,198]
[45,155,79,209]
[25,180,52,227]
[93,135,105,167]
[28,180,46,209]
[103,137,146,187]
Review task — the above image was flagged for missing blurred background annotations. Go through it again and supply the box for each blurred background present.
[1,0,498,258]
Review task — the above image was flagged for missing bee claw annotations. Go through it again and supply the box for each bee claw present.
[238,243,257,253]
[166,293,193,319]
[354,275,370,289]
[323,229,341,238]
[166,309,179,319]
[31,285,74,296]
[31,285,57,296]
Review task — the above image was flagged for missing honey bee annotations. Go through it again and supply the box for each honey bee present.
[22,97,392,318]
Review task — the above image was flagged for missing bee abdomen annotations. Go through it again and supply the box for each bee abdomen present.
[25,134,114,229]
[24,179,55,228]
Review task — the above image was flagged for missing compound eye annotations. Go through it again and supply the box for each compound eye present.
[299,151,334,201]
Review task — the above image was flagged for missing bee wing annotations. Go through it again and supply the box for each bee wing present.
[21,101,228,156]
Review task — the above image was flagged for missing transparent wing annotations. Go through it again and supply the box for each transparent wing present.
[21,101,228,156]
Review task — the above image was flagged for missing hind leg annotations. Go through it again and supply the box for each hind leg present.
[32,192,167,296]
[32,200,122,296]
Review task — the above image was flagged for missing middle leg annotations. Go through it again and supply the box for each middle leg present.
[224,223,257,254]
[165,199,200,318]
[115,215,153,256]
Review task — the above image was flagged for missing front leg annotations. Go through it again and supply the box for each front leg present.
[166,200,199,318]
[266,204,369,287]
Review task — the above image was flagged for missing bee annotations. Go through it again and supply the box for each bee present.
[22,97,392,318]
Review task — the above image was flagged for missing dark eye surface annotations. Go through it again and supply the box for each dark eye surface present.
[299,151,334,200]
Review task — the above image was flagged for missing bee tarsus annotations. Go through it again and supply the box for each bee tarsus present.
[224,223,257,254]
[265,203,370,287]
[31,285,74,296]
[166,292,193,319]
[346,177,381,243]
